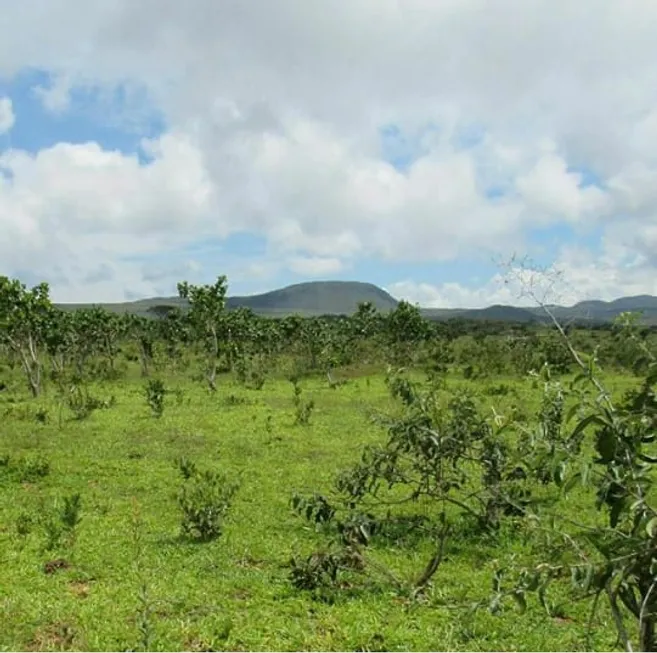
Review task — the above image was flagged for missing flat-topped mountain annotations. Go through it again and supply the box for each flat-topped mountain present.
[56,281,399,318]
[54,281,657,324]
[224,280,398,315]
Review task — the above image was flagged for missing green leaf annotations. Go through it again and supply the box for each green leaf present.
[553,461,566,487]
[581,462,591,487]
[646,517,657,538]
[609,497,625,528]
[562,471,581,494]
[595,428,617,464]
[570,414,606,442]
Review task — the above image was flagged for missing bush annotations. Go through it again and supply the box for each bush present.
[144,379,166,417]
[176,461,238,541]
[65,384,115,420]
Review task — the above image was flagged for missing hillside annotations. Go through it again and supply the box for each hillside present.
[54,281,657,324]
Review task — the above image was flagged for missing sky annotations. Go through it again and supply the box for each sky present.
[1,1,657,309]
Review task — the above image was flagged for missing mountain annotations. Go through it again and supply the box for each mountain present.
[521,295,657,325]
[56,281,399,319]
[54,281,657,325]
[225,281,398,316]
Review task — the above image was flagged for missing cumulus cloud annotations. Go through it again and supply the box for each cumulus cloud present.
[287,256,344,277]
[1,1,657,302]
[0,131,216,301]
[389,243,657,310]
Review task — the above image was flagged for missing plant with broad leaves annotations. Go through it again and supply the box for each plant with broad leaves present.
[289,369,548,600]
[482,301,657,650]
[0,276,56,397]
[144,379,166,418]
[177,276,228,391]
[176,458,239,541]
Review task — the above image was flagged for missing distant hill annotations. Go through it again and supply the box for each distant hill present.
[225,281,398,316]
[54,281,657,325]
[56,281,399,319]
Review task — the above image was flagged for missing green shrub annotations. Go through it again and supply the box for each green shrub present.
[176,461,238,541]
[144,379,166,417]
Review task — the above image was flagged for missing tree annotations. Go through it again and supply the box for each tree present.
[385,301,430,365]
[123,314,157,377]
[0,276,55,397]
[489,262,657,652]
[177,276,228,391]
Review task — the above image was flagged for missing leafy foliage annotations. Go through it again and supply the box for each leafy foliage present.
[144,379,166,418]
[176,459,239,541]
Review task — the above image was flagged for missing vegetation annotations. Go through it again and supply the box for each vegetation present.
[2,272,657,650]
[53,279,657,324]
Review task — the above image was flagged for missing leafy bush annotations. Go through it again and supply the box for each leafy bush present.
[176,460,239,541]
[144,379,166,417]
[18,455,51,483]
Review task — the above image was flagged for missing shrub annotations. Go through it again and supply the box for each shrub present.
[292,379,314,426]
[42,493,83,552]
[144,379,166,418]
[176,461,238,541]
[65,383,115,420]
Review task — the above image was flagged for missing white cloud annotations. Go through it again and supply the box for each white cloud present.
[32,73,73,114]
[389,242,657,310]
[287,256,344,277]
[0,132,217,302]
[1,1,657,300]
[516,151,610,224]
[0,97,15,135]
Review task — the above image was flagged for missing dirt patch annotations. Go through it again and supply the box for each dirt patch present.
[26,622,76,651]
[43,558,70,575]
[68,580,90,599]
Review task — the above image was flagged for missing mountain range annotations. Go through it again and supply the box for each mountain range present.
[55,280,657,324]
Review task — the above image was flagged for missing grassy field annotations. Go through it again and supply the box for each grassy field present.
[0,365,640,651]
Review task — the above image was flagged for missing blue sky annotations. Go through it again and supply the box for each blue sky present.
[1,1,656,307]
[0,70,163,160]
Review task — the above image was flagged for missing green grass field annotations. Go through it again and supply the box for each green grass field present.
[0,366,640,651]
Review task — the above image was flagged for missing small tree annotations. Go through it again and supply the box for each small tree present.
[489,260,657,652]
[177,276,228,391]
[0,276,55,397]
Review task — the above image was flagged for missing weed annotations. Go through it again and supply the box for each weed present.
[42,493,82,553]
[65,383,115,420]
[292,379,315,426]
[0,454,50,484]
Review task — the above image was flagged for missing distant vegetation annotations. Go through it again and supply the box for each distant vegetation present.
[2,273,657,650]
[55,279,657,324]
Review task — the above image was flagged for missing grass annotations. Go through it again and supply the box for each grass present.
[0,364,640,651]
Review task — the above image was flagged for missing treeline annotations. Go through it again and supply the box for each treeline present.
[1,274,654,397]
